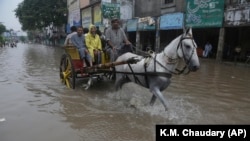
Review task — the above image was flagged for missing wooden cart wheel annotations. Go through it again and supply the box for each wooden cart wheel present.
[59,54,76,89]
[60,54,66,83]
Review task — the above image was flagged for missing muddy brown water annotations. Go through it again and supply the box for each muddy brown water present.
[0,43,249,141]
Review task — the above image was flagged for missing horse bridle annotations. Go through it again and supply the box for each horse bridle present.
[172,34,196,74]
[158,34,196,75]
[177,34,196,66]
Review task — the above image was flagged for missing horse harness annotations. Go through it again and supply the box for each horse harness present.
[124,53,172,88]
[118,33,196,88]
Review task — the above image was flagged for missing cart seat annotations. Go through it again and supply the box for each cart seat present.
[64,46,81,60]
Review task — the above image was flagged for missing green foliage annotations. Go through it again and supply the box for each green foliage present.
[27,31,34,40]
[19,36,27,42]
[0,23,6,34]
[15,0,67,30]
[0,24,6,44]
[0,36,4,43]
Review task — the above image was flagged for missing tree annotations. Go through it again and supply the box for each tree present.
[0,23,6,34]
[0,23,6,44]
[15,0,67,31]
[19,36,27,42]
[27,31,34,41]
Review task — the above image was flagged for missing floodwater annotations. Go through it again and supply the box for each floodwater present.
[0,43,250,141]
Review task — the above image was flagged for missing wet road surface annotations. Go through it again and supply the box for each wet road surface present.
[0,43,250,141]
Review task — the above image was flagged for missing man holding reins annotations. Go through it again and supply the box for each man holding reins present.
[105,18,133,62]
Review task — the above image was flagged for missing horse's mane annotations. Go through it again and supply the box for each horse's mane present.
[164,35,182,50]
[163,30,194,53]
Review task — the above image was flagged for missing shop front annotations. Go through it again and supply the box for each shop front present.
[185,0,225,59]
[224,4,250,62]
[137,17,156,52]
[126,18,137,46]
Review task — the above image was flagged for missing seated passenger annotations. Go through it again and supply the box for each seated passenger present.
[71,26,93,67]
[64,26,77,46]
[85,24,102,64]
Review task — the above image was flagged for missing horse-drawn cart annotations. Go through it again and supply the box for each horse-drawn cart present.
[59,46,138,89]
[59,28,200,110]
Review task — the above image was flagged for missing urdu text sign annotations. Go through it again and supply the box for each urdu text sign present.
[185,0,224,28]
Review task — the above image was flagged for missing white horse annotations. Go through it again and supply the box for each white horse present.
[114,28,200,111]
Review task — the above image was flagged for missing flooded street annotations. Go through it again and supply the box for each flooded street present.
[0,43,250,141]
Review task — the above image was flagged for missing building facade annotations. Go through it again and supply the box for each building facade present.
[66,0,250,62]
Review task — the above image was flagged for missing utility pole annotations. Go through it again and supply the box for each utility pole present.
[216,27,225,62]
[155,17,160,53]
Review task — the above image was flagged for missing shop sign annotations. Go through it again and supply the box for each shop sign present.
[69,9,81,27]
[101,2,120,19]
[82,7,92,28]
[225,7,250,26]
[94,4,102,26]
[160,12,184,30]
[185,0,224,28]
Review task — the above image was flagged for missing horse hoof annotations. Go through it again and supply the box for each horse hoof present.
[81,84,90,90]
[84,86,90,90]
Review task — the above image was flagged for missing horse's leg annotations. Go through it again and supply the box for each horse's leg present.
[150,88,168,111]
[115,78,122,91]
[149,77,171,111]
[150,95,156,106]
[115,74,130,91]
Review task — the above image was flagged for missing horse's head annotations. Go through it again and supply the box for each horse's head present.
[176,28,200,72]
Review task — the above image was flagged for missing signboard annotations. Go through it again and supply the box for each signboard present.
[127,19,138,32]
[82,7,92,28]
[160,12,184,30]
[69,9,81,27]
[94,4,102,26]
[185,0,224,28]
[101,2,120,19]
[225,7,250,26]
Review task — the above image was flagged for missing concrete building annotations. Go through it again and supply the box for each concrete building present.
[133,0,250,62]
[134,0,160,17]
[66,0,250,62]
[161,0,185,14]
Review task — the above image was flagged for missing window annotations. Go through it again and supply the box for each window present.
[164,0,174,4]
